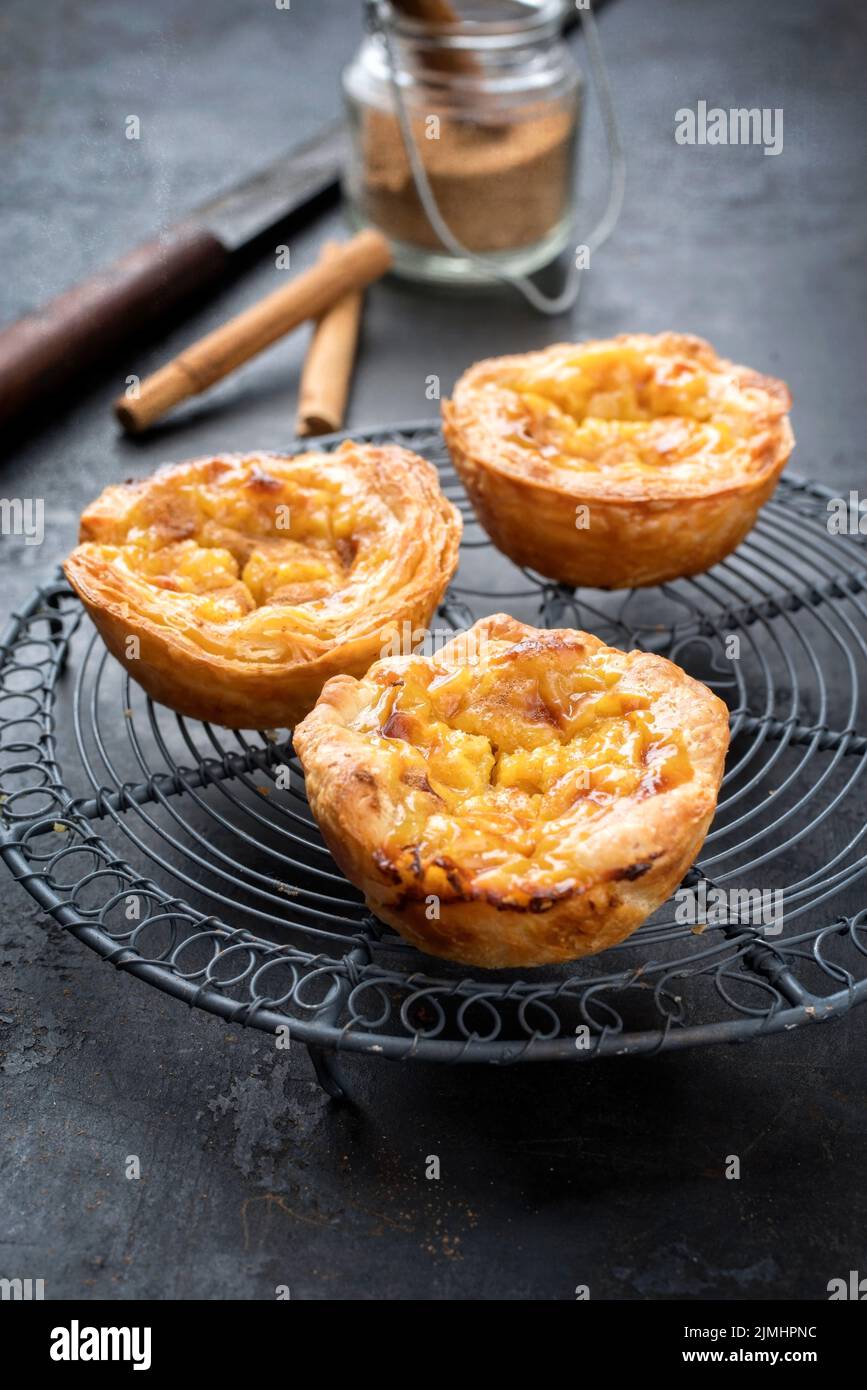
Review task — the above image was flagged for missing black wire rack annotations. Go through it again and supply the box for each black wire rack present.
[1,421,866,1097]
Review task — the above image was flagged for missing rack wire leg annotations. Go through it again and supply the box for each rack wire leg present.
[306,1044,347,1101]
[303,937,374,1101]
[45,586,71,675]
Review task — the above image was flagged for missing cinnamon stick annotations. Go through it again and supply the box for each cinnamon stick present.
[392,0,464,22]
[295,243,363,437]
[115,229,392,433]
[390,0,481,78]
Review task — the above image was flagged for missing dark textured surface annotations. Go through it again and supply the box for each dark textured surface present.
[1,0,866,1301]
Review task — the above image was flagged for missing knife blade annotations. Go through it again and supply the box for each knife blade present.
[194,120,349,252]
[0,120,348,432]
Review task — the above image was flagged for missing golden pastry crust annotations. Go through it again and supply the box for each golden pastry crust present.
[64,444,461,729]
[443,333,794,588]
[294,614,729,969]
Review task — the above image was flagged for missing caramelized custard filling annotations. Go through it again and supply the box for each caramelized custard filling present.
[96,464,365,620]
[487,342,771,481]
[350,636,693,900]
[72,453,437,663]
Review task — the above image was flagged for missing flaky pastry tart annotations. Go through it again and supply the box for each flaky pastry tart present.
[443,333,794,588]
[64,445,461,729]
[294,614,729,969]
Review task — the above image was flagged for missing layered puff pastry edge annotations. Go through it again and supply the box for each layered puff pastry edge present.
[443,333,794,589]
[64,444,461,730]
[294,613,730,969]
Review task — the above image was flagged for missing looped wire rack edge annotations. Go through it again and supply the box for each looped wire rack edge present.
[1,420,866,1094]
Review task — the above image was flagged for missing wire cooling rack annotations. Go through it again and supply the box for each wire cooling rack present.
[1,422,866,1096]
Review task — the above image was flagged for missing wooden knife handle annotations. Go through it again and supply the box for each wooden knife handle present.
[0,224,229,429]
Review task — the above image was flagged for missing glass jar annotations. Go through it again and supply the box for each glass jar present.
[342,0,583,284]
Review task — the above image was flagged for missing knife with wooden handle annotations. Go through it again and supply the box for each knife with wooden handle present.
[0,120,348,430]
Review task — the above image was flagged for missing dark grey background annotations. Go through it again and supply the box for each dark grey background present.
[1,0,865,1301]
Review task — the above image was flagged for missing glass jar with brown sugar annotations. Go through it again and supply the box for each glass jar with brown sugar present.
[343,0,583,284]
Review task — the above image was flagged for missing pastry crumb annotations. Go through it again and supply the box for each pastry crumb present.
[273,881,299,897]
